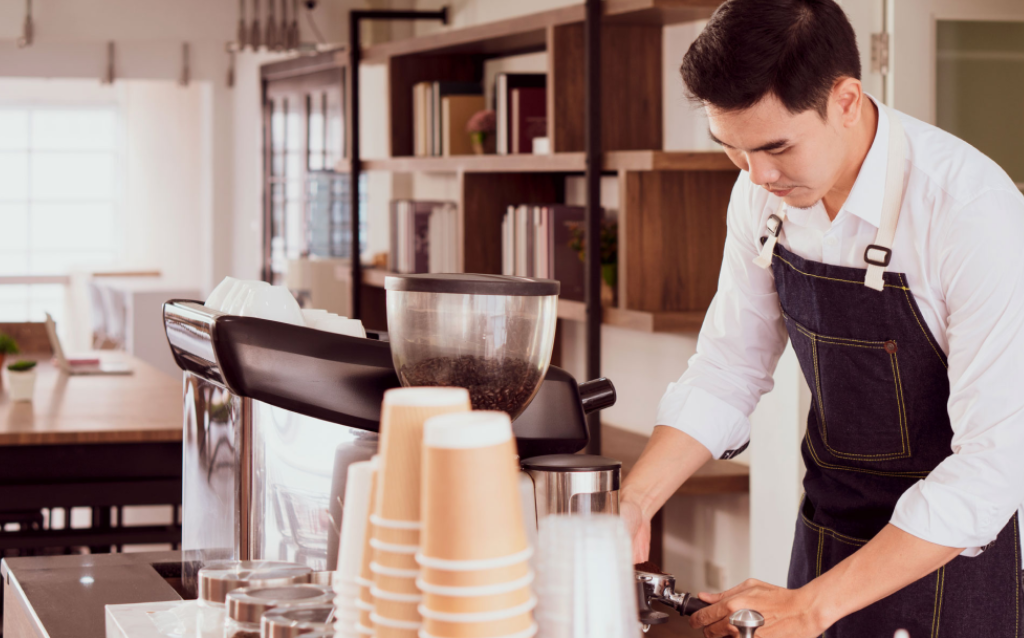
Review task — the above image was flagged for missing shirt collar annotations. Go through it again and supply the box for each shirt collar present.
[841,93,888,228]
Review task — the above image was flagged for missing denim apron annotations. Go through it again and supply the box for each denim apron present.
[753,106,1021,637]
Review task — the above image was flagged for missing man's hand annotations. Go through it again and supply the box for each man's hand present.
[688,579,826,638]
[619,499,650,563]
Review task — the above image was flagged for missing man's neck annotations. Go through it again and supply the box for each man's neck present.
[822,98,879,220]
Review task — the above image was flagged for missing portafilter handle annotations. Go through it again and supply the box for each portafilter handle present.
[579,377,616,414]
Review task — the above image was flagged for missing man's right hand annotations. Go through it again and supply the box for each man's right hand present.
[620,499,651,563]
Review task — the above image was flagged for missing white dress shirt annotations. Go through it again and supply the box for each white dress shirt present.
[657,97,1024,563]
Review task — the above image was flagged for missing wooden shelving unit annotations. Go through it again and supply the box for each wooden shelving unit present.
[338,0,738,335]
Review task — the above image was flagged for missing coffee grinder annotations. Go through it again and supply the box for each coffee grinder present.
[384,273,623,519]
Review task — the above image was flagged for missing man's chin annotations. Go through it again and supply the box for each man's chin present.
[781,193,820,210]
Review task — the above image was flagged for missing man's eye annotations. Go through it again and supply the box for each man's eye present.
[768,148,788,156]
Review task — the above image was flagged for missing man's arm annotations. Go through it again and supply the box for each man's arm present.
[689,525,962,638]
[620,426,712,562]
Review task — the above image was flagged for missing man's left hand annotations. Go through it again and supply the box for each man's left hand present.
[688,579,828,638]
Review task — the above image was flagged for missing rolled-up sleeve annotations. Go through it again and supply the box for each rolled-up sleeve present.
[656,174,790,459]
[891,189,1024,553]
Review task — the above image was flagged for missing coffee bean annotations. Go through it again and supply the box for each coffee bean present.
[398,355,543,419]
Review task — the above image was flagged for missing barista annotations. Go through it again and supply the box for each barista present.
[620,1,1024,636]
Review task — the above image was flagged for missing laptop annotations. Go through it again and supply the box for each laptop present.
[45,313,133,376]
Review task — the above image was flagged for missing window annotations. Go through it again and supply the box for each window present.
[0,106,120,323]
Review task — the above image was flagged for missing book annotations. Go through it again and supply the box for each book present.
[496,73,546,155]
[548,205,586,301]
[442,95,486,156]
[432,82,482,156]
[510,87,547,155]
[390,199,458,273]
[413,82,432,157]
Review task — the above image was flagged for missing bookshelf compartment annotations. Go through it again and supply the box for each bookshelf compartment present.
[622,169,738,313]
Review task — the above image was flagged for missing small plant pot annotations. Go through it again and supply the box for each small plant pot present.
[0,354,5,391]
[8,369,37,403]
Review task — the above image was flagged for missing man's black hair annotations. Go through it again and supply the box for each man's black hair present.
[680,0,861,118]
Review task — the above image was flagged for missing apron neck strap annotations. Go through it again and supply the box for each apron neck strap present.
[863,103,906,291]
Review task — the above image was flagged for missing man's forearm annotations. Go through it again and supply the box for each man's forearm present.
[620,425,713,520]
[804,524,963,628]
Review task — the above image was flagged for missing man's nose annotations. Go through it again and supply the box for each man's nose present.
[747,155,781,188]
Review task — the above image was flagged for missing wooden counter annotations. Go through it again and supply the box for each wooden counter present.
[0,356,182,446]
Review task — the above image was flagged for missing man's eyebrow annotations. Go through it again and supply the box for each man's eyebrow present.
[708,130,790,153]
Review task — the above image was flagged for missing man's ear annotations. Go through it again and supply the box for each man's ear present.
[832,77,863,129]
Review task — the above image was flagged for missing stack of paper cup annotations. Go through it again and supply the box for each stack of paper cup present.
[533,514,638,638]
[335,457,378,637]
[355,464,382,636]
[417,411,537,638]
[370,387,472,638]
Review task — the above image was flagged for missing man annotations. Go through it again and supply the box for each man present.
[620,1,1024,636]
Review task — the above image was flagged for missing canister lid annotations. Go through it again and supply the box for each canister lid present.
[197,561,313,604]
[520,454,622,472]
[261,605,334,638]
[384,273,559,297]
[226,584,334,623]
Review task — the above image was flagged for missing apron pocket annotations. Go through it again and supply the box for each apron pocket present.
[784,313,910,462]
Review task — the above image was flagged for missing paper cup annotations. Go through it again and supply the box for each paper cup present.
[373,595,422,622]
[372,614,422,632]
[359,584,374,606]
[240,284,304,325]
[420,608,534,638]
[421,412,527,561]
[372,573,419,598]
[376,626,420,638]
[373,514,422,545]
[205,276,238,310]
[376,387,471,524]
[356,622,375,635]
[374,547,420,572]
[359,607,374,630]
[417,572,534,614]
[419,560,531,588]
[339,459,378,585]
[418,624,538,638]
[359,462,381,582]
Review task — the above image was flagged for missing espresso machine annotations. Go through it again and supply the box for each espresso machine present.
[163,274,619,594]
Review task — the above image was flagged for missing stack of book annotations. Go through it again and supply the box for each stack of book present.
[495,73,547,155]
[389,200,459,274]
[501,205,615,301]
[413,81,484,157]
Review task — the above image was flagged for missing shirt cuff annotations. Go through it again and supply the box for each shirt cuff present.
[891,479,1001,556]
[655,382,751,459]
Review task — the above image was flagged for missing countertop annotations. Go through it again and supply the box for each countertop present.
[2,551,183,638]
[0,356,182,446]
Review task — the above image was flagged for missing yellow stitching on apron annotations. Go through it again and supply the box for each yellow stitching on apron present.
[892,352,911,455]
[812,336,828,445]
[804,431,931,478]
[800,514,868,548]
[929,566,945,638]
[816,527,825,578]
[783,311,892,347]
[897,273,948,370]
[774,252,910,290]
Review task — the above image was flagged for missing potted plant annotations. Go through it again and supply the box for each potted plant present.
[7,360,37,403]
[569,219,619,306]
[466,109,496,155]
[0,333,19,392]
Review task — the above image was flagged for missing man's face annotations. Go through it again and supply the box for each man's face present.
[707,94,846,209]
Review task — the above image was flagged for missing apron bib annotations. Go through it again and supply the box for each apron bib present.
[754,105,1021,637]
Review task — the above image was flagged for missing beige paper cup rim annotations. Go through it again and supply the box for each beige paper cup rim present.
[371,538,419,554]
[355,598,374,611]
[372,514,423,530]
[415,547,533,571]
[422,411,512,449]
[371,613,423,630]
[371,586,423,603]
[370,561,420,578]
[355,623,375,635]
[418,623,538,638]
[355,576,375,588]
[384,387,470,408]
[417,596,537,623]
[415,572,534,597]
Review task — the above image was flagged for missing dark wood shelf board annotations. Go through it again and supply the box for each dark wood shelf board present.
[361,1,720,63]
[602,424,749,496]
[352,151,733,174]
[557,299,705,333]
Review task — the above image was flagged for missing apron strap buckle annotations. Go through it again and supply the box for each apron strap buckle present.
[864,245,892,267]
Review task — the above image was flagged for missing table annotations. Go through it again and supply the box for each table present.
[2,551,183,638]
[0,355,183,552]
